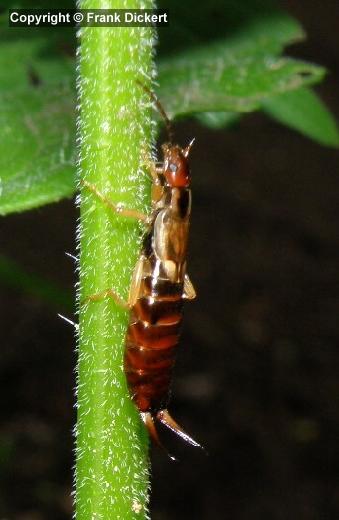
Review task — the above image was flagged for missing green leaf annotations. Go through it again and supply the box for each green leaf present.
[0,26,76,216]
[195,111,240,129]
[0,30,75,92]
[262,87,339,148]
[0,82,76,215]
[158,54,324,118]
[157,9,325,119]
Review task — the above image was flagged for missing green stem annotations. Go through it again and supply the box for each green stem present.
[76,2,155,518]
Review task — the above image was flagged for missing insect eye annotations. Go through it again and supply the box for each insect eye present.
[169,163,178,173]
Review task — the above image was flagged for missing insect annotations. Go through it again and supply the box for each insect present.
[82,83,201,454]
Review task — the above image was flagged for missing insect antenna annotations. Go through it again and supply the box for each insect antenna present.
[136,79,174,143]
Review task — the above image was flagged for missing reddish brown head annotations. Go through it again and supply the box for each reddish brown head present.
[162,139,194,188]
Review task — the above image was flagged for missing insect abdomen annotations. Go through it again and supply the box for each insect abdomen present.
[124,275,184,413]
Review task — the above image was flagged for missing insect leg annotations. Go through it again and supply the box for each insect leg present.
[156,409,203,449]
[81,180,150,223]
[82,288,130,309]
[183,274,197,300]
[82,255,147,308]
[140,150,163,181]
[128,255,147,307]
[148,162,163,181]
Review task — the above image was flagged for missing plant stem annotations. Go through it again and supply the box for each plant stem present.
[76,1,155,518]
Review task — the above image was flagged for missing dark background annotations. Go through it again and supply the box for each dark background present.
[1,1,339,518]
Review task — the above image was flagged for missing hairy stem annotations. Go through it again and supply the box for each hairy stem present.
[76,1,155,518]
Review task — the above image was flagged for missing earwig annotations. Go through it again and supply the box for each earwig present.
[82,83,201,454]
